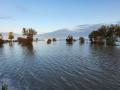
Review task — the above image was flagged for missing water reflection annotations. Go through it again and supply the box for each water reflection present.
[47,42,51,44]
[88,44,120,89]
[0,44,3,48]
[9,42,14,47]
[66,42,73,46]
[21,44,35,56]
[79,41,84,46]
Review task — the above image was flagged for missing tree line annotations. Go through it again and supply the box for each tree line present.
[89,24,120,45]
[0,25,120,46]
[0,28,37,45]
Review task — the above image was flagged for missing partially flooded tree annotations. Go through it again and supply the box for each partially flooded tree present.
[47,38,52,44]
[0,33,3,44]
[79,37,85,43]
[53,38,57,42]
[89,24,120,45]
[66,35,76,45]
[89,31,104,44]
[8,32,14,42]
[2,84,8,90]
[0,33,3,39]
[66,35,74,42]
[18,28,37,45]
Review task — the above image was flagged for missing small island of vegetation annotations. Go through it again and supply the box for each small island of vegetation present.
[18,28,37,45]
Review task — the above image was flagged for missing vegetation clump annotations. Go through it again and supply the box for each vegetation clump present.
[52,38,57,42]
[0,33,3,44]
[66,35,76,43]
[8,32,14,42]
[18,28,37,45]
[89,25,120,45]
[2,84,8,90]
[47,39,52,44]
[79,37,85,43]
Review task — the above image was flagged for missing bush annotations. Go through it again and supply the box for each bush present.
[47,39,52,44]
[79,37,85,43]
[0,39,3,44]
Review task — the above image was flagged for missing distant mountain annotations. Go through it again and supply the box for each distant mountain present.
[74,24,102,37]
[38,29,81,39]
[38,24,102,39]
[38,22,120,39]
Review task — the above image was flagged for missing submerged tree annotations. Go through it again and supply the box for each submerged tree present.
[79,37,85,43]
[66,35,76,45]
[18,28,37,45]
[8,32,14,41]
[0,33,3,39]
[0,33,3,44]
[47,38,52,44]
[89,31,103,44]
[2,84,8,90]
[53,38,57,42]
[66,35,75,42]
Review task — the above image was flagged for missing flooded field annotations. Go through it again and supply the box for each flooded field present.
[0,41,120,90]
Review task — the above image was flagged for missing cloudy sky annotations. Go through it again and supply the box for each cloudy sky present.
[0,0,120,34]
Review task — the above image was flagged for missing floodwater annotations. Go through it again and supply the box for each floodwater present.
[0,41,120,90]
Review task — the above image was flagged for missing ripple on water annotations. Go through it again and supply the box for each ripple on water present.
[0,42,120,90]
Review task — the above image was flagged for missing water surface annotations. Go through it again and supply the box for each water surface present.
[0,41,120,90]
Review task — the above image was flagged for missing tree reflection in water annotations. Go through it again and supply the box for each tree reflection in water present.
[66,42,73,46]
[26,45,34,55]
[20,44,35,57]
[0,44,3,48]
[79,41,85,46]
[9,42,14,47]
